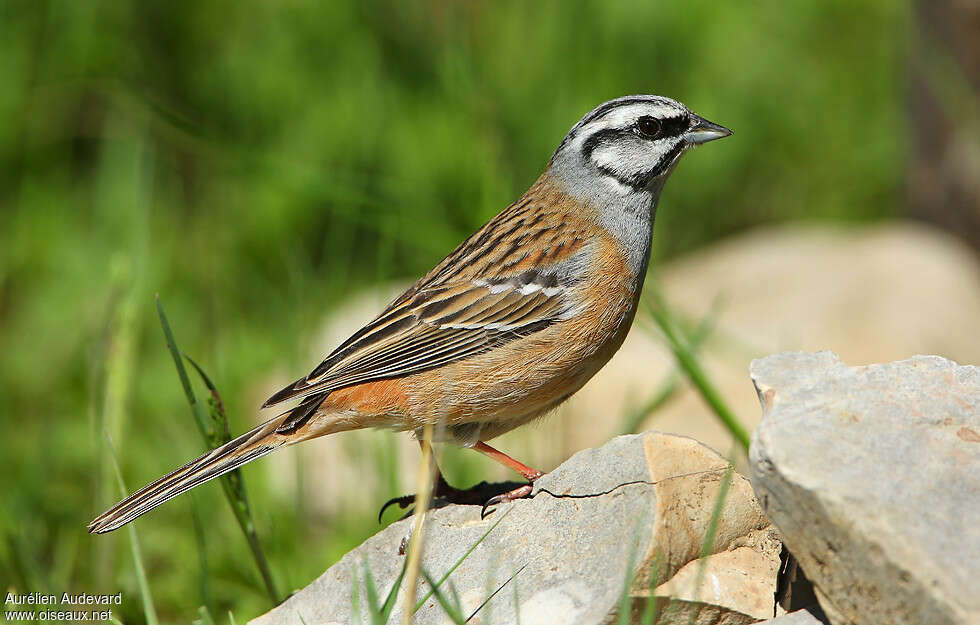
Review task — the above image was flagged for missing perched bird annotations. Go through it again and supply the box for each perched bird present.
[88,95,731,534]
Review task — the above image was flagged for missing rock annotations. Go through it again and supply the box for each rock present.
[255,223,980,520]
[749,352,980,625]
[250,432,781,625]
[654,546,782,624]
[757,609,827,625]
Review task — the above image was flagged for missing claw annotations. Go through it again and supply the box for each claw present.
[382,440,544,522]
[378,494,417,523]
[480,483,534,519]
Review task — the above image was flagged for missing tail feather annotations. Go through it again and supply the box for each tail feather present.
[88,415,287,534]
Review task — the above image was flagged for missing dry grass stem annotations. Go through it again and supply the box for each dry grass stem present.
[400,423,435,624]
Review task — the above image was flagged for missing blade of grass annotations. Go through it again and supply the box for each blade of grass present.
[399,423,435,625]
[362,563,384,625]
[616,543,639,625]
[182,353,234,448]
[88,285,120,591]
[351,568,362,625]
[640,550,665,625]
[191,498,213,613]
[449,581,464,617]
[622,300,721,434]
[642,290,750,451]
[420,569,466,624]
[620,375,683,435]
[699,461,735,567]
[380,558,408,623]
[93,258,141,589]
[156,296,281,604]
[376,432,402,523]
[105,434,159,625]
[687,463,735,625]
[414,507,512,611]
[465,562,527,623]
[195,605,216,625]
[156,295,211,440]
[613,522,646,625]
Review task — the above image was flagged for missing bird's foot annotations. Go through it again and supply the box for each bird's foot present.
[378,478,532,522]
[378,494,418,523]
[480,478,542,518]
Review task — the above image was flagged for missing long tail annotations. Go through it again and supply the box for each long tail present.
[89,414,294,534]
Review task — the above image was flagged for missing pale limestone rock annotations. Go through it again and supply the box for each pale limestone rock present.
[757,610,825,625]
[249,432,781,625]
[750,351,980,625]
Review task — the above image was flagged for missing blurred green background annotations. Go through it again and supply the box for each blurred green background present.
[2,0,968,621]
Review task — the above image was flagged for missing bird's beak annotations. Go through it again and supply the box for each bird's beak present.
[684,116,733,145]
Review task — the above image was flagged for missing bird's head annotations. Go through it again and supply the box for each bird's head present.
[550,95,731,196]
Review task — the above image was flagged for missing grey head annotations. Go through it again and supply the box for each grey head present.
[549,94,731,202]
[547,95,731,277]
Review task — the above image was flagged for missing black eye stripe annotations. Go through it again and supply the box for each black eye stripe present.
[595,139,687,190]
[580,128,624,160]
[580,113,689,159]
[653,115,689,138]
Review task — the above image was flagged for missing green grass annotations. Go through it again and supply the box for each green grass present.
[0,0,915,620]
[156,298,280,604]
[642,287,751,452]
[349,509,512,624]
[621,294,722,435]
[105,437,159,625]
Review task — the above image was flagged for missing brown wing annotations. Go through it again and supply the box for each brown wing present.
[262,279,568,409]
[263,183,592,416]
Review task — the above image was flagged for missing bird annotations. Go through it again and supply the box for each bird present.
[88,94,731,534]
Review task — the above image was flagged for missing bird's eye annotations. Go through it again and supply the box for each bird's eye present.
[637,116,661,138]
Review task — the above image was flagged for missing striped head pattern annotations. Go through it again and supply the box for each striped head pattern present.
[549,95,731,196]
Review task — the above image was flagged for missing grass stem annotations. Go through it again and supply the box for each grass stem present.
[400,423,435,625]
[623,301,720,434]
[156,295,281,604]
[105,435,159,625]
[643,290,750,451]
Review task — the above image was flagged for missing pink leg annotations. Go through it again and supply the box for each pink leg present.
[377,440,547,521]
[471,441,544,515]
[472,441,544,481]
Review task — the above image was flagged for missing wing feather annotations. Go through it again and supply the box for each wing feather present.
[263,194,592,411]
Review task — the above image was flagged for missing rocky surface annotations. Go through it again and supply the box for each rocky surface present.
[750,352,980,625]
[250,432,781,625]
[758,609,826,625]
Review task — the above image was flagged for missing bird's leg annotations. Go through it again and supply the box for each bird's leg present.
[471,441,544,481]
[377,440,545,522]
[378,439,438,521]
[471,441,545,517]
[378,439,488,521]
